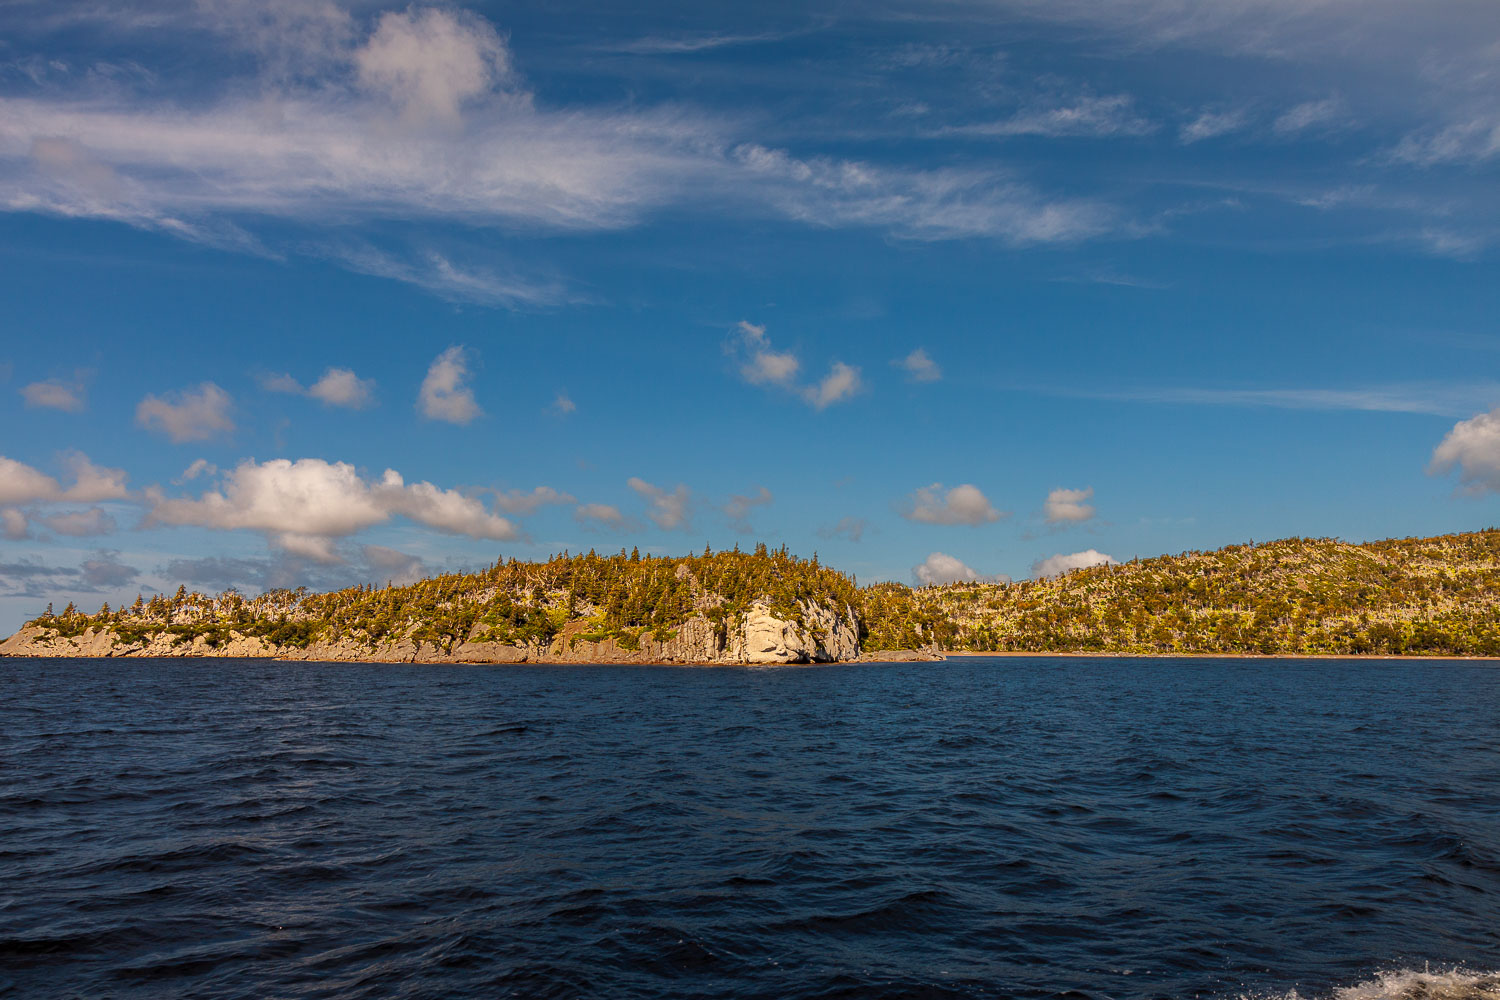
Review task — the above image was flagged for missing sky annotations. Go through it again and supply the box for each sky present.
[2,0,1499,632]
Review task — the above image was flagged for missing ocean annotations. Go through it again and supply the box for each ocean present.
[2,656,1497,999]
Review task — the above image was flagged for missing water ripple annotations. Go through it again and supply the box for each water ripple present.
[0,656,1496,999]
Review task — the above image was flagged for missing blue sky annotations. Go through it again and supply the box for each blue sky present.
[2,0,1499,631]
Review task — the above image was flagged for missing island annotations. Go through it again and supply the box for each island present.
[4,532,1499,663]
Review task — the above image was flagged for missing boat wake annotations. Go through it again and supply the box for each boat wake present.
[1271,970,1500,1000]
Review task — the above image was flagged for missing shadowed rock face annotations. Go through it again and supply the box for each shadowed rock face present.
[0,600,869,665]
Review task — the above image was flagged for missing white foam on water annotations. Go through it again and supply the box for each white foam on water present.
[1256,969,1500,1000]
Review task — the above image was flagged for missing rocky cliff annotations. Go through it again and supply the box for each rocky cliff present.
[0,599,867,665]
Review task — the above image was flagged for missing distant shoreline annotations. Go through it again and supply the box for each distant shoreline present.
[4,650,1496,665]
[939,650,1498,662]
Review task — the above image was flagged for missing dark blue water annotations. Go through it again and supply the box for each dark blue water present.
[2,657,1498,1000]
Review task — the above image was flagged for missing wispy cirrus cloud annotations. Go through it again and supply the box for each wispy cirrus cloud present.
[1053,381,1500,418]
[0,3,1123,311]
[939,94,1155,139]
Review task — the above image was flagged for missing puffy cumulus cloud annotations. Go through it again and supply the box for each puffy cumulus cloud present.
[135,382,235,443]
[60,453,130,502]
[1430,407,1500,493]
[1,507,30,541]
[0,452,128,504]
[0,456,62,504]
[574,502,636,532]
[914,552,1012,586]
[804,362,863,410]
[902,483,1006,526]
[724,486,773,534]
[38,507,116,538]
[261,367,376,408]
[21,378,85,412]
[147,457,517,559]
[735,321,801,386]
[818,515,869,543]
[1032,549,1117,579]
[894,348,941,383]
[628,477,692,531]
[354,7,519,126]
[730,322,863,411]
[418,346,481,424]
[493,486,577,516]
[1044,486,1096,524]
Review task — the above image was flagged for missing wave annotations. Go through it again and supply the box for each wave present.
[1269,969,1500,1000]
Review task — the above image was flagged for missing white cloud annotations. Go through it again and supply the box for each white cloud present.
[724,486,773,533]
[1044,486,1096,523]
[902,483,1006,525]
[493,486,577,515]
[262,367,376,408]
[21,379,85,412]
[1069,381,1500,418]
[731,321,862,410]
[418,346,481,424]
[894,348,942,383]
[804,362,864,409]
[148,457,518,557]
[944,95,1155,139]
[39,507,116,537]
[914,552,1011,586]
[0,456,63,504]
[0,4,1134,310]
[1430,407,1500,493]
[628,477,692,531]
[1180,109,1249,143]
[1,508,30,540]
[135,382,235,442]
[552,392,576,415]
[736,321,801,386]
[1272,97,1346,135]
[1032,549,1117,579]
[331,245,568,308]
[574,502,635,531]
[176,459,217,484]
[1393,116,1500,166]
[353,7,518,126]
[60,453,130,502]
[0,452,127,505]
[731,143,1113,243]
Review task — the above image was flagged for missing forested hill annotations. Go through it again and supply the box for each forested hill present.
[13,531,1500,659]
[863,530,1500,656]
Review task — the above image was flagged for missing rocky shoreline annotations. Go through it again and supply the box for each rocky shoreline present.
[0,601,944,666]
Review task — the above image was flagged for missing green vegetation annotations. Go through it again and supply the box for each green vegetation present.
[22,531,1500,658]
[863,531,1500,656]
